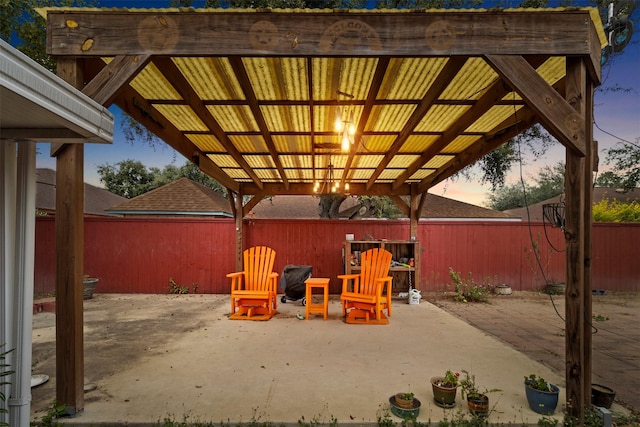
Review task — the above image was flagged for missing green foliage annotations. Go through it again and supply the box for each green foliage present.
[37,400,66,427]
[459,369,500,400]
[97,159,226,199]
[449,268,490,303]
[168,278,198,294]
[0,345,14,427]
[603,139,640,191]
[537,416,559,427]
[486,162,564,211]
[443,370,459,387]
[592,198,640,222]
[524,374,552,392]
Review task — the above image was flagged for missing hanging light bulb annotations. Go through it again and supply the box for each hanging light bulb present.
[341,128,350,151]
[344,182,350,192]
[334,108,344,132]
[347,111,356,137]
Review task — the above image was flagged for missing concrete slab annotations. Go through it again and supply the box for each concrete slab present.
[29,294,585,426]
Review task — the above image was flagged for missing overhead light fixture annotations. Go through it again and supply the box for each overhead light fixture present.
[313,154,350,195]
[335,91,356,152]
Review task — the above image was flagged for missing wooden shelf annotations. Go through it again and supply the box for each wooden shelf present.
[343,240,419,293]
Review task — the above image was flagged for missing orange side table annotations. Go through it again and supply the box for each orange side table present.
[305,278,329,320]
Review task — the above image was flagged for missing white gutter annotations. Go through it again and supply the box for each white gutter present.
[8,142,36,427]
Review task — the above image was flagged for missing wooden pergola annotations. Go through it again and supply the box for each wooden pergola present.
[42,6,605,422]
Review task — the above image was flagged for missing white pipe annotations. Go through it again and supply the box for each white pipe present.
[8,141,36,427]
[0,141,17,427]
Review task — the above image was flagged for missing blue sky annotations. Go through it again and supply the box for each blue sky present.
[35,1,640,207]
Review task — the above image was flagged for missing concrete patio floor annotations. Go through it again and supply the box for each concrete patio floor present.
[29,292,635,426]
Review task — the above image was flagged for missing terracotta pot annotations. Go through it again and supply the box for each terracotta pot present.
[431,377,457,408]
[467,394,489,415]
[394,393,414,409]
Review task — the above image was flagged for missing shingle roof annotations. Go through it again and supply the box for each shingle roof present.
[249,193,514,219]
[36,168,126,217]
[503,188,640,221]
[106,178,232,217]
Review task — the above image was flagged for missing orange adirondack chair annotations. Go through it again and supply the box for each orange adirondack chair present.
[338,248,393,324]
[227,246,278,320]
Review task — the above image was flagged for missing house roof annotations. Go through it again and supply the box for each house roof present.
[248,193,514,219]
[503,187,640,221]
[38,7,606,207]
[36,168,126,217]
[106,178,232,217]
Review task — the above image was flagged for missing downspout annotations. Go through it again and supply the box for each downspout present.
[8,141,36,426]
[0,141,17,427]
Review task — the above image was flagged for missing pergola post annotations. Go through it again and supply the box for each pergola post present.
[235,190,244,272]
[54,58,85,416]
[564,57,591,423]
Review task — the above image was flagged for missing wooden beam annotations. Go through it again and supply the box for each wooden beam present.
[417,107,538,192]
[234,191,244,272]
[53,57,85,416]
[564,57,587,423]
[409,185,420,239]
[82,55,151,106]
[152,57,264,189]
[242,192,267,217]
[394,56,548,191]
[111,85,239,192]
[242,182,412,196]
[368,57,467,189]
[389,194,409,216]
[228,57,289,189]
[46,10,599,58]
[485,55,586,156]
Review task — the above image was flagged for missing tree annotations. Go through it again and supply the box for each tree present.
[486,162,565,211]
[97,160,158,198]
[602,139,640,190]
[97,159,227,198]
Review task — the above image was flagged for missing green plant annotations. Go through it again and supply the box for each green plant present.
[168,278,198,294]
[1,345,14,427]
[525,374,554,392]
[537,415,559,427]
[459,370,500,400]
[442,370,460,387]
[37,400,66,427]
[592,314,609,322]
[399,392,414,401]
[449,269,490,303]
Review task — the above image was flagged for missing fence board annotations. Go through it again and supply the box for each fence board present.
[34,217,640,296]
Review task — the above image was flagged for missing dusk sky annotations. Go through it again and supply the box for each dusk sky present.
[35,1,640,207]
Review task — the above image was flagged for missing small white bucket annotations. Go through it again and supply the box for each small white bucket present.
[409,288,421,305]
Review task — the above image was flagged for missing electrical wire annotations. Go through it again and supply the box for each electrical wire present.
[594,119,640,148]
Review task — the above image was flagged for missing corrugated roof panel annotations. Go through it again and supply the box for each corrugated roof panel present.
[311,57,376,101]
[466,105,525,133]
[243,58,308,101]
[207,105,258,132]
[254,168,279,180]
[423,155,454,169]
[280,155,312,168]
[153,105,207,131]
[314,105,363,134]
[360,135,396,152]
[387,155,418,168]
[173,57,244,100]
[352,155,384,169]
[187,134,224,152]
[228,135,268,153]
[261,105,310,132]
[379,57,448,100]
[414,105,469,132]
[378,169,403,179]
[536,56,565,85]
[401,135,440,152]
[314,154,348,169]
[273,135,311,153]
[441,57,498,100]
[409,169,435,180]
[442,135,481,154]
[244,155,276,169]
[208,154,240,168]
[295,169,314,181]
[129,62,181,100]
[224,168,251,179]
[350,169,376,180]
[366,104,416,132]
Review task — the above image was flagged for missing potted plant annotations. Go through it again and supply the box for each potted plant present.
[524,374,560,415]
[83,275,100,300]
[460,369,500,416]
[389,392,421,419]
[430,370,459,408]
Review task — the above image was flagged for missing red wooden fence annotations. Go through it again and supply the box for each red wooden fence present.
[34,217,640,296]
